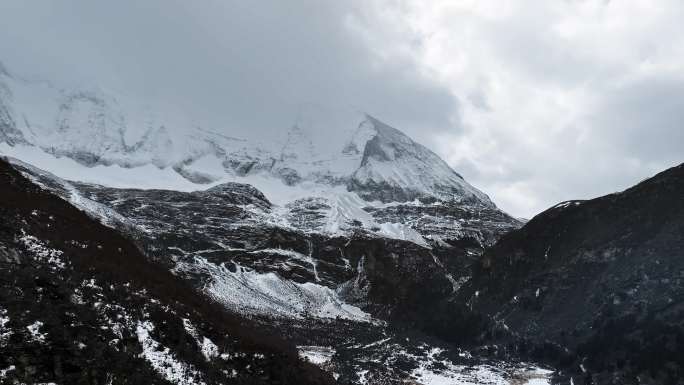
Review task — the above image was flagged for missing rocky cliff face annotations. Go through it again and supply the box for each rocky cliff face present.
[463,163,684,384]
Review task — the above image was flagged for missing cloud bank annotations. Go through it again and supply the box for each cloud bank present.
[0,0,682,218]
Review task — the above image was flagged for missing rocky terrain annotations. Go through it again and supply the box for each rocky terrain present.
[0,158,333,384]
[3,153,541,384]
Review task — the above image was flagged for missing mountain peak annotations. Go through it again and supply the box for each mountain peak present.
[349,115,489,205]
[0,61,499,211]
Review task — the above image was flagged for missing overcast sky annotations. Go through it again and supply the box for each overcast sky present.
[1,0,682,218]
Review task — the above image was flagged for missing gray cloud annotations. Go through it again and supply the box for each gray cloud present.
[400,1,684,218]
[591,77,684,165]
[0,0,457,148]
[1,0,682,218]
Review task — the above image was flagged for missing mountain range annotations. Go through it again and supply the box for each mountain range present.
[0,61,682,385]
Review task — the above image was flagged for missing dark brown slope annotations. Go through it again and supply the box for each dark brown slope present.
[0,157,333,385]
[463,163,684,384]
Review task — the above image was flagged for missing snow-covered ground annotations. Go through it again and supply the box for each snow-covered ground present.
[136,320,208,385]
[297,346,336,366]
[8,153,434,248]
[175,257,375,323]
[182,318,219,362]
[0,308,10,346]
[327,338,554,385]
[407,347,553,385]
[17,231,65,270]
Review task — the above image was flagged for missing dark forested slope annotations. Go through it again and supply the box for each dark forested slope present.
[464,163,684,384]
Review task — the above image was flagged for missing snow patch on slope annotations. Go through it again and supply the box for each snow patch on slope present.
[18,231,65,270]
[297,346,335,366]
[182,319,219,362]
[0,143,209,192]
[0,308,10,346]
[176,257,374,323]
[407,346,552,385]
[26,321,47,344]
[136,320,207,385]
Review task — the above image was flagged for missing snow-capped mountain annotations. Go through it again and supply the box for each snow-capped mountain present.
[0,62,519,247]
[0,62,549,384]
[0,67,485,205]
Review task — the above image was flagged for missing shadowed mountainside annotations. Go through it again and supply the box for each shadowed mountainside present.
[462,163,684,384]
